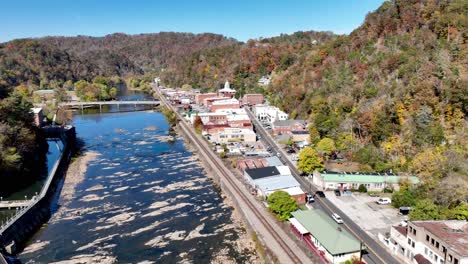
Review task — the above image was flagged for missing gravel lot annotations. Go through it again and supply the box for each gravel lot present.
[324,191,407,239]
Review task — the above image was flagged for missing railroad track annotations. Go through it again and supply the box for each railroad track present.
[156,88,307,263]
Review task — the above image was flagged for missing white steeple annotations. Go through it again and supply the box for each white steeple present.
[224,80,230,89]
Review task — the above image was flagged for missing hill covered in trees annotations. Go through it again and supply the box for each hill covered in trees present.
[0,0,466,217]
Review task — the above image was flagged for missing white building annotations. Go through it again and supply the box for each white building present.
[384,220,467,264]
[210,127,256,144]
[258,76,271,86]
[253,105,288,124]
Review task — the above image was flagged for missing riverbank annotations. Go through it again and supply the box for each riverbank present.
[175,126,262,263]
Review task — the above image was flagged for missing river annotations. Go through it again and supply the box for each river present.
[18,108,256,263]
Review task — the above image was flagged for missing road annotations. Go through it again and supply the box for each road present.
[153,85,317,263]
[245,107,398,264]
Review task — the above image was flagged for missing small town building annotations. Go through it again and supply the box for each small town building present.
[195,93,217,105]
[384,220,467,264]
[254,175,305,204]
[218,81,236,98]
[236,156,283,173]
[30,108,44,127]
[291,130,310,143]
[210,127,256,144]
[244,166,281,184]
[210,98,240,112]
[253,105,288,124]
[204,96,231,107]
[242,94,264,106]
[312,171,420,191]
[290,210,362,264]
[272,120,306,135]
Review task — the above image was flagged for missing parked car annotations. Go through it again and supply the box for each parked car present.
[306,194,315,203]
[315,191,325,198]
[376,198,391,205]
[399,219,408,227]
[334,189,341,196]
[332,213,344,224]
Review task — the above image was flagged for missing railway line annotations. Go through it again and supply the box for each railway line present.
[155,86,313,263]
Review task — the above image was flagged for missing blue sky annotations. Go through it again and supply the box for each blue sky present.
[1,0,385,42]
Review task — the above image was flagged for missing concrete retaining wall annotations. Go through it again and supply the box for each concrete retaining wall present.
[0,126,75,256]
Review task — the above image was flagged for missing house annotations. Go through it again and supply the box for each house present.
[30,108,44,127]
[290,210,362,264]
[312,171,420,191]
[253,105,288,124]
[210,127,256,144]
[242,94,264,106]
[244,166,281,184]
[272,120,306,135]
[218,81,236,98]
[210,98,240,112]
[384,220,467,264]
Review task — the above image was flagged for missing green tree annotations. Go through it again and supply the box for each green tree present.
[357,184,367,193]
[298,146,324,174]
[316,137,336,158]
[392,189,416,208]
[267,190,298,221]
[308,125,320,145]
[409,199,441,220]
[109,87,118,98]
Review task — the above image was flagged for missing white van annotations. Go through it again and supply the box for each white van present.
[332,213,344,224]
[377,197,391,205]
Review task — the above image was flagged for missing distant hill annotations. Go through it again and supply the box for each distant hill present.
[0,32,238,97]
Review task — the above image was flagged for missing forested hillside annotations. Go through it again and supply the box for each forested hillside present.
[0,32,237,97]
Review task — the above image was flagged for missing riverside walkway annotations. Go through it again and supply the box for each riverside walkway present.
[0,200,30,209]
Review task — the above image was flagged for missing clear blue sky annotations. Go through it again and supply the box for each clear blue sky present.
[1,0,385,42]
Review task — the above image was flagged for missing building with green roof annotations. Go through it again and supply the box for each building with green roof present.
[312,171,420,192]
[290,209,362,264]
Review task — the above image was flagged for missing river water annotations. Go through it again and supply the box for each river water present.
[18,110,254,263]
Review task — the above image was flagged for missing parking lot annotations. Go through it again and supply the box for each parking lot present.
[324,191,406,239]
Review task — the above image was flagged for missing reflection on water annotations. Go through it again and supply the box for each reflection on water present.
[0,140,63,223]
[19,111,251,263]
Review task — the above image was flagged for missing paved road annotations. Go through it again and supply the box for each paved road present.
[245,107,398,264]
[153,86,317,263]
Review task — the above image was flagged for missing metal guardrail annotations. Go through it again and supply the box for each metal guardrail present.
[0,140,65,235]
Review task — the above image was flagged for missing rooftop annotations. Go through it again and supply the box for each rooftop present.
[212,98,239,105]
[30,107,42,114]
[412,220,468,257]
[283,186,305,196]
[291,210,362,255]
[265,156,283,167]
[273,120,305,127]
[245,166,280,180]
[320,172,420,184]
[254,175,301,193]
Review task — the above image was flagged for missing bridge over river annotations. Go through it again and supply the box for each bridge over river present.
[58,100,160,110]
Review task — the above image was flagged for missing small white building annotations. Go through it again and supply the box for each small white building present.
[258,75,271,86]
[210,127,256,144]
[253,105,288,124]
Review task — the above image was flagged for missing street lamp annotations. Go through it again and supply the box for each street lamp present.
[24,195,27,201]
